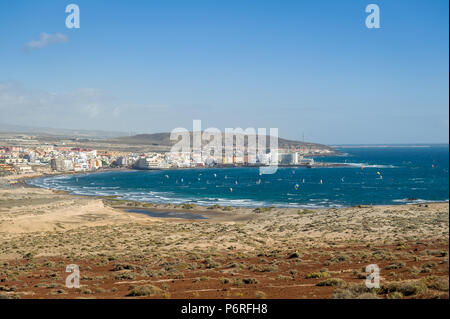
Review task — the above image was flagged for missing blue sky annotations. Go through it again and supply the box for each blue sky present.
[0,0,448,144]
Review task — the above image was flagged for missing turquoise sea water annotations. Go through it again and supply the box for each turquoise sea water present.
[28,146,449,208]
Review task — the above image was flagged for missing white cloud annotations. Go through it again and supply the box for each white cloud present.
[0,81,121,129]
[24,32,68,51]
[0,81,180,132]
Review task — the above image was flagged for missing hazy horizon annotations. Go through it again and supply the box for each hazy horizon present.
[1,122,449,146]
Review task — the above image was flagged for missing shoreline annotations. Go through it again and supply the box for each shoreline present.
[15,169,449,211]
[4,168,448,226]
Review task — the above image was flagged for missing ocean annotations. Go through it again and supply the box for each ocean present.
[28,145,449,208]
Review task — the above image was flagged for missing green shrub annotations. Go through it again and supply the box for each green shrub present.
[422,276,449,291]
[253,207,274,213]
[331,284,379,299]
[385,262,405,270]
[127,285,162,296]
[316,278,347,287]
[306,271,329,279]
[208,204,223,210]
[380,281,427,296]
[180,203,197,210]
[255,291,266,299]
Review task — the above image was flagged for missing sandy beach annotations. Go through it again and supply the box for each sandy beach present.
[0,174,448,299]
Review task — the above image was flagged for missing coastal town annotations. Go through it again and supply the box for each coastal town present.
[0,133,337,178]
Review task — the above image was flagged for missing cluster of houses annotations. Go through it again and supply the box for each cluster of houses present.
[0,146,130,175]
[134,151,315,169]
[0,144,317,176]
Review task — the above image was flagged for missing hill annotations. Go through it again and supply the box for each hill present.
[112,132,337,154]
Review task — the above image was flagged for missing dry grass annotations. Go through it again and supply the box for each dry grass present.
[0,187,448,299]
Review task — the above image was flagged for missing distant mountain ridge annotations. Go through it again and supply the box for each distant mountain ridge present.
[0,124,336,154]
[0,123,128,139]
[114,132,336,153]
